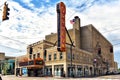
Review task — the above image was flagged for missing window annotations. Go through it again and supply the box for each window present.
[35,60,43,65]
[54,53,57,60]
[49,54,51,61]
[60,52,63,59]
[29,60,34,65]
[29,47,33,54]
[98,48,101,54]
[33,54,36,59]
[67,53,71,60]
[29,55,32,59]
[110,46,113,53]
[44,50,47,61]
[37,53,40,58]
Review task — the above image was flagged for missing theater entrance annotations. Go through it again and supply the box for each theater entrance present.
[28,68,43,77]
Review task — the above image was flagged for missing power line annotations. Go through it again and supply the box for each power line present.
[0,0,9,8]
[112,39,120,41]
[102,27,120,34]
[0,44,26,52]
[0,4,4,9]
[0,35,27,45]
[1,1,120,45]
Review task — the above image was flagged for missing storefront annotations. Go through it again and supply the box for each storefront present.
[27,66,43,77]
[0,59,15,75]
[22,67,28,76]
[76,65,83,77]
[54,65,64,77]
[18,58,44,77]
[44,66,52,76]
[67,64,75,77]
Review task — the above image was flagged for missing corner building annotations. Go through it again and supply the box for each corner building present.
[15,16,117,77]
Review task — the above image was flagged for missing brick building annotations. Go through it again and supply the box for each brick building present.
[15,16,117,77]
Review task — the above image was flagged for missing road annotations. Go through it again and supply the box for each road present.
[1,74,120,80]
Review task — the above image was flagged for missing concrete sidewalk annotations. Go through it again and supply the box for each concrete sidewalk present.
[1,75,120,80]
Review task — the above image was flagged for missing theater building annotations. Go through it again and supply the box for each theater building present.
[15,16,117,77]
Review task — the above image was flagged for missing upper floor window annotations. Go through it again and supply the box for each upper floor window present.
[54,53,57,60]
[37,53,40,58]
[49,54,51,61]
[29,54,32,59]
[110,46,113,53]
[29,47,33,54]
[67,53,71,60]
[33,54,36,59]
[98,47,101,55]
[60,52,63,59]
[44,50,47,61]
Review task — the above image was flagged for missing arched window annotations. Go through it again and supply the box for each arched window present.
[98,47,101,55]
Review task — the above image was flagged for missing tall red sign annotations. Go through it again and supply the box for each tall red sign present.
[56,2,66,52]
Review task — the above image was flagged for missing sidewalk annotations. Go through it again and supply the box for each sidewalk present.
[1,74,120,80]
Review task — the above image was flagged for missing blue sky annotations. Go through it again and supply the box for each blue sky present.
[0,0,120,68]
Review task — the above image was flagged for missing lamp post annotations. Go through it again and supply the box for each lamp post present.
[65,26,74,77]
[93,58,97,76]
[0,60,2,74]
[106,61,109,73]
[70,44,73,77]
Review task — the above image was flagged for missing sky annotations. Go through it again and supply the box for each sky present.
[0,0,120,68]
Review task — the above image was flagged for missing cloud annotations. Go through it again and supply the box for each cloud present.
[0,0,120,67]
[0,0,57,52]
[21,0,32,4]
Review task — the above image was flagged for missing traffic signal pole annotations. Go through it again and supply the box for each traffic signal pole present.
[65,27,74,77]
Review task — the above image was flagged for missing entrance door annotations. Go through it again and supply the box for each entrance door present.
[61,68,64,77]
[16,68,20,76]
[37,68,43,77]
[68,67,71,77]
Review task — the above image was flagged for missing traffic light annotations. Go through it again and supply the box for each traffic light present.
[2,2,10,21]
[56,2,66,52]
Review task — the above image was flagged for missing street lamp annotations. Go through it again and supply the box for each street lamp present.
[93,58,97,76]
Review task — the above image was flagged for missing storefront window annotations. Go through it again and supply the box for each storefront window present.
[54,65,64,77]
[45,66,52,76]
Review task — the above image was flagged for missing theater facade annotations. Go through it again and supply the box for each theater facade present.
[15,16,117,77]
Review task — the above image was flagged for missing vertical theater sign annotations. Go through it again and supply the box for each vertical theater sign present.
[57,2,66,52]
